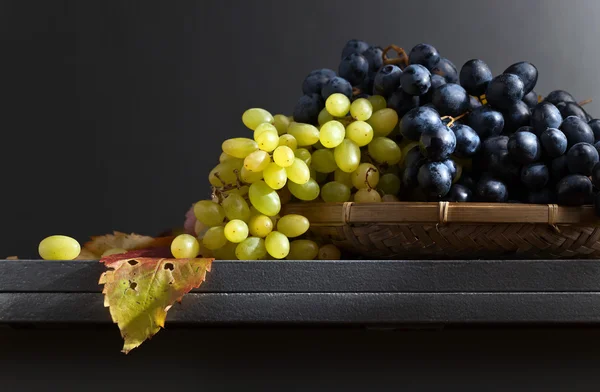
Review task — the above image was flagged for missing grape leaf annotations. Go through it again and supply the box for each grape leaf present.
[81,231,175,259]
[99,249,213,354]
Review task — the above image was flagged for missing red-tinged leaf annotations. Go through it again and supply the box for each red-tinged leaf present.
[99,254,213,354]
[83,231,175,258]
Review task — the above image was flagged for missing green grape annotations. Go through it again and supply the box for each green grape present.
[321,181,351,202]
[273,146,295,168]
[222,193,251,222]
[367,108,399,136]
[368,137,402,165]
[235,237,267,260]
[354,188,382,203]
[249,180,281,216]
[265,231,290,259]
[288,177,320,200]
[378,173,401,195]
[288,122,320,146]
[278,134,297,150]
[382,194,399,202]
[345,121,374,147]
[318,107,335,125]
[219,152,237,163]
[318,244,342,260]
[368,95,387,112]
[248,214,274,237]
[263,162,288,190]
[311,149,337,173]
[209,159,243,187]
[224,219,249,243]
[213,241,238,260]
[202,226,228,250]
[244,150,271,172]
[273,114,290,135]
[101,248,127,257]
[193,200,225,227]
[351,163,380,189]
[253,123,279,139]
[222,138,259,158]
[350,98,373,121]
[399,141,419,168]
[242,108,274,130]
[319,120,345,148]
[171,234,200,259]
[223,185,249,197]
[240,166,263,183]
[325,93,351,117]
[334,139,361,173]
[383,164,401,177]
[334,168,353,188]
[38,235,81,260]
[277,214,310,238]
[294,148,312,165]
[287,240,319,260]
[255,129,279,152]
[286,157,310,184]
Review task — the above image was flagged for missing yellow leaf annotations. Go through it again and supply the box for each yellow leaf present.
[83,231,174,258]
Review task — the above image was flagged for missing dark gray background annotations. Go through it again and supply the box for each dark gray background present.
[3,0,600,257]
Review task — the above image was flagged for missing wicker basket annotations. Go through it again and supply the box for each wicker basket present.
[282,202,600,259]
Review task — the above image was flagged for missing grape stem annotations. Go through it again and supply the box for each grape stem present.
[382,45,408,68]
[352,87,362,97]
[579,98,593,106]
[440,112,468,128]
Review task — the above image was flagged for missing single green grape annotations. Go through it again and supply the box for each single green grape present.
[265,231,290,259]
[209,159,243,187]
[240,166,264,183]
[325,93,351,117]
[273,114,291,135]
[213,241,238,260]
[278,134,298,150]
[351,163,380,189]
[235,237,267,260]
[294,148,312,165]
[244,150,271,172]
[277,214,310,238]
[242,108,274,130]
[288,177,320,200]
[38,235,81,260]
[367,95,387,112]
[253,123,279,139]
[202,226,228,250]
[248,214,274,238]
[273,146,295,168]
[287,239,319,260]
[222,193,251,222]
[345,121,374,147]
[222,138,259,158]
[311,149,337,173]
[101,248,127,257]
[350,98,373,121]
[255,129,279,152]
[367,108,399,136]
[263,162,288,190]
[193,200,226,227]
[319,120,345,148]
[288,122,320,146]
[318,244,342,260]
[334,169,353,188]
[368,137,402,165]
[334,138,361,173]
[378,173,401,195]
[318,107,335,125]
[285,157,310,184]
[219,152,237,163]
[321,181,351,202]
[224,219,249,243]
[354,188,382,203]
[249,180,281,216]
[171,234,200,259]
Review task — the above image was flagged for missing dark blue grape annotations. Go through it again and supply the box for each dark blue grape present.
[408,44,440,70]
[501,101,531,134]
[567,142,599,176]
[504,62,538,95]
[459,59,492,96]
[508,131,541,164]
[476,176,508,202]
[399,64,431,96]
[468,95,483,111]
[468,106,504,139]
[560,116,594,149]
[387,88,420,118]
[591,162,600,189]
[540,128,567,158]
[400,106,442,141]
[556,101,589,122]
[338,53,369,86]
[401,166,420,188]
[341,39,369,59]
[551,155,570,182]
[293,94,323,124]
[422,74,447,103]
[483,135,509,154]
[458,172,476,190]
[442,158,458,181]
[485,74,525,110]
[431,58,458,83]
[417,161,452,198]
[516,126,535,133]
[445,184,472,202]
[419,124,456,161]
[522,90,539,109]
[321,77,352,100]
[452,123,480,158]
[404,145,425,169]
[531,102,563,136]
[362,46,384,72]
[521,163,549,190]
[373,65,402,97]
[528,188,556,204]
[589,119,600,142]
[557,175,593,206]
[545,90,576,106]
[488,149,521,184]
[302,69,336,95]
[431,83,469,117]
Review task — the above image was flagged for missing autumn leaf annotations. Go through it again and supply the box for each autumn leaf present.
[99,249,212,354]
[80,231,175,259]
